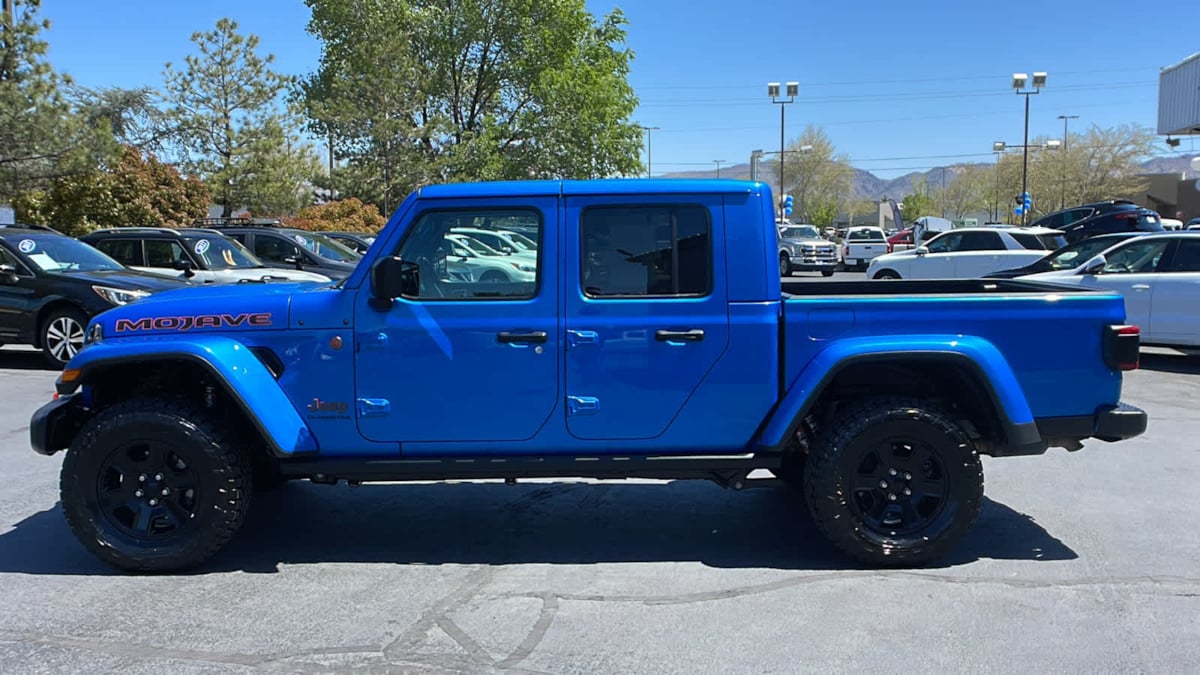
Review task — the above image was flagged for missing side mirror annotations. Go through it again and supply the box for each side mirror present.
[915,246,930,256]
[370,256,420,302]
[283,254,305,270]
[1080,254,1106,275]
[0,264,18,284]
[173,258,195,278]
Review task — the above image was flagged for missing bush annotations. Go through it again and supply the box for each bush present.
[280,198,386,233]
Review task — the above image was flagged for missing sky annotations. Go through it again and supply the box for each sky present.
[35,0,1200,179]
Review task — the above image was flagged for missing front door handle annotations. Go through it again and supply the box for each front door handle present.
[497,330,548,344]
[655,329,705,342]
[1132,284,1151,291]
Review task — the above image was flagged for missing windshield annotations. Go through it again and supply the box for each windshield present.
[1046,237,1132,270]
[286,231,361,262]
[505,231,537,250]
[781,226,820,239]
[183,236,260,270]
[13,235,125,272]
[451,235,501,256]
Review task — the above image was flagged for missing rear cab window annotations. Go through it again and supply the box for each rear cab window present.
[847,228,885,242]
[580,204,711,297]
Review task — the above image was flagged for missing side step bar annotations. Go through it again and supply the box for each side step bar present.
[277,452,779,486]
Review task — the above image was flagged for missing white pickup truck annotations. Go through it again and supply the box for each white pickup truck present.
[840,226,891,271]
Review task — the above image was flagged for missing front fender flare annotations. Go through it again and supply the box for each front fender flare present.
[757,334,1037,452]
[57,336,319,456]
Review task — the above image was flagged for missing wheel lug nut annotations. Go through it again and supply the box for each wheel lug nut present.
[154,473,164,481]
[904,473,912,481]
[903,488,912,496]
[148,498,158,506]
[879,480,888,489]
[134,489,144,498]
[888,493,897,501]
[161,488,170,496]
[138,474,147,482]
[889,468,898,476]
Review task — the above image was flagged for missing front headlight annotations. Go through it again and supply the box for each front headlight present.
[510,263,536,273]
[92,286,150,306]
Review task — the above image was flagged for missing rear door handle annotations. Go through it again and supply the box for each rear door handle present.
[1132,284,1151,291]
[655,329,705,342]
[497,330,548,344]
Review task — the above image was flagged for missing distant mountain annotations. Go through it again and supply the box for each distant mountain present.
[661,153,1200,201]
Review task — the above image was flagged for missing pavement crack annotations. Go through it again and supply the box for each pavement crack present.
[384,565,495,664]
[493,572,1200,607]
[495,592,559,671]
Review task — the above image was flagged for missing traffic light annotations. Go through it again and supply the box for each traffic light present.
[783,194,794,217]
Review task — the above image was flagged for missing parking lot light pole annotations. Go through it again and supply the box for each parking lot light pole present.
[1012,71,1046,226]
[768,81,799,219]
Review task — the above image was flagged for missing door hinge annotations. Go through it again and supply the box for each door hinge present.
[566,395,600,416]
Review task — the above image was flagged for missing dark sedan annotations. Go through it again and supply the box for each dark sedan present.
[0,225,189,366]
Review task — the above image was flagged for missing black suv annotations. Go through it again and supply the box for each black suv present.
[0,224,188,366]
[319,231,376,255]
[1030,200,1164,243]
[193,218,362,280]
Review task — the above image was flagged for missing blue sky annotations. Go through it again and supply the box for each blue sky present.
[38,0,1197,178]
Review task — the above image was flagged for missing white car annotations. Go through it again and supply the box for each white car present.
[867,227,1066,280]
[1019,232,1200,347]
[446,231,536,264]
[444,235,536,283]
[450,226,537,256]
[840,226,890,271]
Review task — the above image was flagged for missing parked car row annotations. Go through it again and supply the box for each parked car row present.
[0,216,541,367]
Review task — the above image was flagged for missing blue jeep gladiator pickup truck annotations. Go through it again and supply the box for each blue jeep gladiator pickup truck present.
[29,179,1147,572]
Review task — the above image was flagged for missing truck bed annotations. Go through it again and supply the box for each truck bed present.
[781,277,1092,297]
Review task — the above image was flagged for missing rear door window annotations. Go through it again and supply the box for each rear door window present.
[1164,239,1200,272]
[95,239,144,266]
[957,231,1004,251]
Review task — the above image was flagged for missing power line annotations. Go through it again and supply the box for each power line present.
[635,82,1155,108]
[633,67,1157,91]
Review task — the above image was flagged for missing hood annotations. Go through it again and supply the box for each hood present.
[219,267,331,282]
[868,249,918,264]
[780,236,832,246]
[93,281,304,337]
[55,269,193,293]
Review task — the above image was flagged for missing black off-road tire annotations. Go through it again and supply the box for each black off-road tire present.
[60,399,252,573]
[804,397,983,566]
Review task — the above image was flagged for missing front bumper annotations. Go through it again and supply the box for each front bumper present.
[29,393,87,456]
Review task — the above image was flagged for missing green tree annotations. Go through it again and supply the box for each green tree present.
[934,164,989,219]
[163,18,316,216]
[899,188,935,223]
[0,0,110,199]
[12,144,211,236]
[299,0,642,211]
[776,125,851,222]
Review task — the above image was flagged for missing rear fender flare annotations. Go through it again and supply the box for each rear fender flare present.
[757,335,1035,451]
[61,336,318,456]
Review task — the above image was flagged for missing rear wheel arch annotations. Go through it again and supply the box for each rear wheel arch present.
[780,354,1019,458]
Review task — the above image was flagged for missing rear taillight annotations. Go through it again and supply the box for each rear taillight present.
[1103,324,1140,371]
[843,245,850,257]
[887,243,894,253]
[1114,212,1138,220]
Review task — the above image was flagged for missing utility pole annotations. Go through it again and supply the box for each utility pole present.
[1057,115,1078,209]
[636,125,660,178]
[713,159,725,178]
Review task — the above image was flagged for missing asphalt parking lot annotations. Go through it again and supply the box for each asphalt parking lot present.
[1,332,1198,673]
